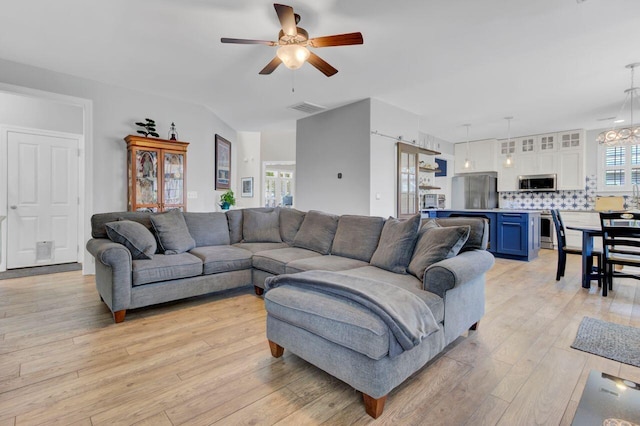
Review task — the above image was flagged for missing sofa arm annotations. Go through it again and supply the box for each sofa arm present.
[86,238,133,313]
[422,250,495,298]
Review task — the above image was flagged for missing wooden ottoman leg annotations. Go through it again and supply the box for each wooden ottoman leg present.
[113,310,126,323]
[268,340,284,358]
[254,285,264,296]
[363,394,387,418]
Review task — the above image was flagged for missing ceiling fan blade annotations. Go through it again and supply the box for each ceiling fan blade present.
[221,38,276,46]
[274,4,297,37]
[308,32,364,48]
[259,56,283,75]
[307,52,338,77]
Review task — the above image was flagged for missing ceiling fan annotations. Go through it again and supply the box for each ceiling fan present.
[221,3,363,77]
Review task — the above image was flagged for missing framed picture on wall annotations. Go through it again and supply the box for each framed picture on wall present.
[215,134,231,190]
[241,177,253,198]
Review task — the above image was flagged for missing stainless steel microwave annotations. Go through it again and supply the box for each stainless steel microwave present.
[518,174,557,192]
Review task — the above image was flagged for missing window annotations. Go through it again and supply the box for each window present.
[599,143,640,191]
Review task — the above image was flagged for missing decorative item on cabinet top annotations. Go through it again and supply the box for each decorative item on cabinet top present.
[134,118,160,138]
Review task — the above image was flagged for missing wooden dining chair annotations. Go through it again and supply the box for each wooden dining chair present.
[599,211,640,297]
[551,209,602,284]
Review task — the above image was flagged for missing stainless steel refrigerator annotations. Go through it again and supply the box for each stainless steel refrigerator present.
[451,174,498,209]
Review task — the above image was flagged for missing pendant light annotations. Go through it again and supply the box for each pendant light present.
[597,63,640,146]
[463,124,472,170]
[504,116,514,168]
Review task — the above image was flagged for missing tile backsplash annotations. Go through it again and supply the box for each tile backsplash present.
[499,174,633,210]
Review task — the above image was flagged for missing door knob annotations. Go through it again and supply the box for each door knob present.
[10,205,17,210]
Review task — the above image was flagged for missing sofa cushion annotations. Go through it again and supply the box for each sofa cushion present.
[233,242,289,253]
[183,212,230,247]
[369,214,420,274]
[189,246,253,275]
[243,209,282,243]
[105,220,157,260]
[252,247,322,275]
[286,255,369,274]
[279,208,306,244]
[150,209,196,254]
[265,286,391,360]
[408,221,470,280]
[131,253,203,286]
[435,217,488,251]
[226,209,244,244]
[337,266,444,324]
[331,215,385,262]
[91,211,153,239]
[292,210,339,255]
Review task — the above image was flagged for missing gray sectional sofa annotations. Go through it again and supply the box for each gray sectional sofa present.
[86,207,494,417]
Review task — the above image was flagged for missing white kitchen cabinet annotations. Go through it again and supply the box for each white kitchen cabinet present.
[516,136,536,155]
[454,139,497,174]
[558,150,584,190]
[497,163,519,192]
[559,130,584,150]
[537,152,558,175]
[538,133,558,152]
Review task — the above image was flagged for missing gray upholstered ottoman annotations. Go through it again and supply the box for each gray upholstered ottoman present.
[263,274,449,419]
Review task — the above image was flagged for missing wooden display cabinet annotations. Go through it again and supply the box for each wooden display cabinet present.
[125,135,189,212]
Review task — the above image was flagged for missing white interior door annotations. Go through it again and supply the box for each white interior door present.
[7,130,79,268]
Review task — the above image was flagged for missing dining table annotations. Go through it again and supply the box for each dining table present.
[566,225,602,289]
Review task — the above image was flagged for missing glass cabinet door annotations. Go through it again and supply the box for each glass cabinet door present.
[134,148,159,211]
[163,152,185,210]
[398,144,418,217]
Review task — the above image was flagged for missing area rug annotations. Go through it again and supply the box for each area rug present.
[571,316,640,368]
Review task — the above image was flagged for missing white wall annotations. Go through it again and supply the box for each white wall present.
[0,92,83,134]
[261,130,295,162]
[296,99,371,215]
[235,131,261,208]
[0,57,237,274]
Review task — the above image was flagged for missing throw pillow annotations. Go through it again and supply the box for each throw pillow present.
[331,215,385,262]
[243,209,282,243]
[105,220,157,260]
[149,209,196,254]
[226,209,243,244]
[183,212,230,247]
[292,210,339,254]
[279,208,306,244]
[408,220,471,280]
[369,214,421,274]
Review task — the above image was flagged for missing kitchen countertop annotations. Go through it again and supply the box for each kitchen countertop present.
[422,209,541,214]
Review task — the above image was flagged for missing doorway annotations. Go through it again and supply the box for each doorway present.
[0,84,92,273]
[6,129,81,268]
[262,161,295,208]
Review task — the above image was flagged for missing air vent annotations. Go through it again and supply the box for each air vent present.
[288,102,327,114]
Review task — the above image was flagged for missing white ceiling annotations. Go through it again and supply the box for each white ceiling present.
[1,0,639,142]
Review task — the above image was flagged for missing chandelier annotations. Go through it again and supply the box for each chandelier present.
[597,63,640,146]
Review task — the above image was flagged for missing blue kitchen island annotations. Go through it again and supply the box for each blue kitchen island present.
[423,209,541,261]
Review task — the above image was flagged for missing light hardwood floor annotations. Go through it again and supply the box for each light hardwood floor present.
[0,250,639,425]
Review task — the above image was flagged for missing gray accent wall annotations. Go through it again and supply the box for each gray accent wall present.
[296,99,371,215]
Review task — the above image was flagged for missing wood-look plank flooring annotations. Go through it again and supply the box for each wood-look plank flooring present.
[0,250,639,425]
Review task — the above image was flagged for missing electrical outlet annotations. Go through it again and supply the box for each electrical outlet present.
[187,191,198,199]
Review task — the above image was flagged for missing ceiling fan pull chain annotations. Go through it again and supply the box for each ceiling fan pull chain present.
[291,70,295,93]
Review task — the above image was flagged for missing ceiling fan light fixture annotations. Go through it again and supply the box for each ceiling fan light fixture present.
[276,45,310,70]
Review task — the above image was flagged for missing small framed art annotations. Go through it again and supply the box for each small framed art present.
[241,177,254,197]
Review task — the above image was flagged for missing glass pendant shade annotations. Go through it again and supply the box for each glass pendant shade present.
[276,45,310,70]
[598,64,640,146]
